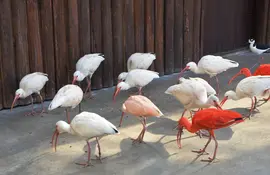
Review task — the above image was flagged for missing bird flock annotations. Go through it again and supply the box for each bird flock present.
[9,39,270,167]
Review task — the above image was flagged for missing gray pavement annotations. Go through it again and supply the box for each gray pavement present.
[1,50,270,175]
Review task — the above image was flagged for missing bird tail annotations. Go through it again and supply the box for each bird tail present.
[48,97,66,111]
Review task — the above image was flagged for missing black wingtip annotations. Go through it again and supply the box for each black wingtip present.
[113,128,119,133]
[235,118,243,121]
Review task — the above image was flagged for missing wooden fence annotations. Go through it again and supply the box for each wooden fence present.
[0,0,257,109]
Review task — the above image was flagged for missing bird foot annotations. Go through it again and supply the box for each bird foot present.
[24,111,37,116]
[91,155,106,163]
[84,93,94,99]
[131,138,145,144]
[201,157,217,163]
[75,161,94,167]
[192,149,209,155]
[39,109,48,115]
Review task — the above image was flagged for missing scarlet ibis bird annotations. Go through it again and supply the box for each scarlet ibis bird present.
[113,69,159,101]
[179,55,239,94]
[221,76,270,119]
[165,77,222,119]
[48,84,83,123]
[11,72,49,116]
[177,108,244,162]
[118,52,156,83]
[228,61,270,104]
[248,39,270,55]
[120,95,163,144]
[72,53,105,98]
[51,111,119,167]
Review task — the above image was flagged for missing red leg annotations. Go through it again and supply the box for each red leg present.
[25,96,37,116]
[140,118,147,142]
[131,117,146,144]
[76,140,93,167]
[215,76,220,95]
[95,137,102,163]
[176,129,182,148]
[66,108,71,124]
[119,112,125,127]
[201,131,218,162]
[192,130,211,155]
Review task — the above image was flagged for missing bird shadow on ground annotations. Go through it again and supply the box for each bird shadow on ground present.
[225,107,261,119]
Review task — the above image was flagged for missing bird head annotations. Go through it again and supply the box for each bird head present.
[248,39,255,44]
[228,68,251,85]
[11,89,25,111]
[113,82,127,101]
[208,94,222,110]
[72,71,85,84]
[178,62,196,78]
[220,90,235,106]
[51,120,70,152]
[117,72,128,83]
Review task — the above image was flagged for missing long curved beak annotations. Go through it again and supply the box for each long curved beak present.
[228,72,242,85]
[220,96,228,106]
[214,101,223,110]
[51,128,59,152]
[72,76,78,84]
[11,94,20,111]
[113,87,121,101]
[178,66,190,78]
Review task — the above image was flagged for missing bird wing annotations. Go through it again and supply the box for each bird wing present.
[198,55,239,74]
[188,77,216,95]
[126,69,159,87]
[71,112,119,138]
[192,109,243,129]
[253,64,270,76]
[76,54,105,76]
[19,72,49,93]
[127,53,156,71]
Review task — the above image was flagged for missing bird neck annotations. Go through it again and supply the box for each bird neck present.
[121,82,131,90]
[180,117,199,133]
[230,92,239,100]
[59,123,73,135]
[192,65,204,74]
[243,70,252,77]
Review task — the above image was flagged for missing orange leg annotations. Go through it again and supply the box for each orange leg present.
[131,117,146,144]
[76,140,94,167]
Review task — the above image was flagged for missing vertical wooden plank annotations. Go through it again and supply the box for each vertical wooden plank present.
[154,0,164,75]
[90,0,103,89]
[11,0,30,82]
[123,0,135,71]
[27,0,43,72]
[0,39,3,109]
[78,0,91,90]
[112,0,123,84]
[266,1,270,44]
[134,0,145,52]
[145,0,155,71]
[255,0,269,44]
[164,0,174,74]
[200,0,205,56]
[67,0,79,84]
[53,0,68,89]
[183,0,194,63]
[174,0,183,72]
[11,0,31,106]
[40,0,56,99]
[193,0,201,62]
[102,0,114,87]
[0,0,17,107]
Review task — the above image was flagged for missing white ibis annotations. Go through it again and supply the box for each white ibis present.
[165,77,222,119]
[11,72,49,116]
[72,53,105,98]
[113,69,159,100]
[119,95,163,144]
[48,84,83,123]
[248,39,270,55]
[118,52,156,83]
[179,55,239,94]
[221,76,270,119]
[51,111,119,167]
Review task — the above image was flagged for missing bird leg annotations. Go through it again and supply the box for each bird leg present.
[84,77,93,99]
[25,96,37,116]
[245,97,255,119]
[138,87,143,95]
[215,76,220,96]
[76,140,94,167]
[65,108,71,124]
[119,112,125,127]
[257,94,270,107]
[131,117,146,144]
[93,137,104,163]
[201,131,218,163]
[38,94,47,114]
[192,131,211,155]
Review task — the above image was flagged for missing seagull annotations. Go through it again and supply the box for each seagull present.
[248,39,270,55]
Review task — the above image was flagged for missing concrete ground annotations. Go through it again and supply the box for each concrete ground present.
[1,51,270,175]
